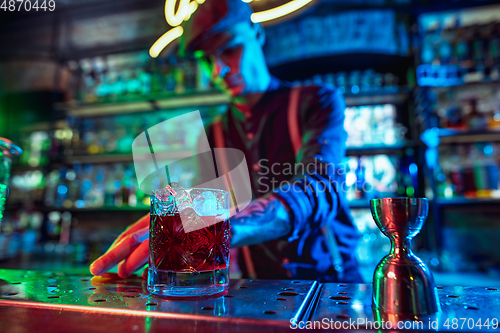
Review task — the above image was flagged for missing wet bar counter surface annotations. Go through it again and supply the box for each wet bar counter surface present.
[0,269,499,332]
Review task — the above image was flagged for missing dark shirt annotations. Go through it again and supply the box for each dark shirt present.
[197,77,362,282]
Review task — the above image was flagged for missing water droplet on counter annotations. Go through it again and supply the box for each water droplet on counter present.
[278,292,299,296]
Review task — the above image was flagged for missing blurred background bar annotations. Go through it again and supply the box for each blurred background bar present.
[1,0,500,285]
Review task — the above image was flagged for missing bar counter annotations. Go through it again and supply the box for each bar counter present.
[0,269,499,332]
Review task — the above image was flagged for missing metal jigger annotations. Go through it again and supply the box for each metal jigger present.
[370,198,440,322]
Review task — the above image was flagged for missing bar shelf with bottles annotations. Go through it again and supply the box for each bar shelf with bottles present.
[8,47,417,214]
[298,69,411,159]
[416,6,500,205]
[55,51,229,118]
[59,65,410,118]
[8,106,223,213]
[10,106,411,212]
[294,69,410,106]
[9,104,412,213]
[342,99,418,209]
[416,6,500,87]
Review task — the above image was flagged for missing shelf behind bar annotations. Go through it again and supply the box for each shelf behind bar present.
[23,197,500,212]
[44,205,149,212]
[344,91,409,106]
[56,91,231,118]
[438,128,500,144]
[434,197,500,206]
[61,151,192,164]
[19,120,70,132]
[49,203,371,212]
[57,146,404,164]
[56,89,409,118]
[60,146,402,164]
[347,199,370,209]
[346,143,406,156]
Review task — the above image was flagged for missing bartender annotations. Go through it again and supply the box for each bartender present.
[90,0,362,283]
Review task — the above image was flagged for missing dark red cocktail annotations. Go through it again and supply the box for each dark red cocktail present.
[149,214,230,272]
[147,187,230,297]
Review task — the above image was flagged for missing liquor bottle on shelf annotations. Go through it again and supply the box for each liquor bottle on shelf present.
[66,169,80,206]
[483,144,499,192]
[437,26,454,65]
[489,23,500,66]
[121,176,130,207]
[150,60,164,94]
[323,73,335,88]
[471,25,486,70]
[481,23,494,69]
[103,171,115,207]
[335,72,347,94]
[360,70,373,93]
[91,167,106,208]
[355,157,366,199]
[183,60,197,91]
[196,61,211,91]
[436,143,499,198]
[473,145,488,195]
[125,166,138,207]
[136,185,145,207]
[174,65,185,94]
[348,71,361,94]
[462,145,477,196]
[454,27,472,67]
[80,164,94,207]
[421,22,439,65]
[113,164,125,207]
[312,74,323,86]
[116,126,134,154]
[44,170,60,208]
[138,69,152,96]
[112,75,127,97]
[383,73,399,92]
[421,38,435,65]
[466,98,487,130]
[67,60,83,102]
[80,59,96,103]
[54,169,69,208]
[95,72,112,100]
[164,57,176,93]
[445,104,464,129]
[449,148,464,196]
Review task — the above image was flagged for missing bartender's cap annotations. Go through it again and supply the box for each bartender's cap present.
[179,0,253,57]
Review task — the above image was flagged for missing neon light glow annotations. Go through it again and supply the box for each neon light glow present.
[165,0,190,26]
[149,26,184,58]
[184,1,199,21]
[251,0,312,23]
[150,0,313,58]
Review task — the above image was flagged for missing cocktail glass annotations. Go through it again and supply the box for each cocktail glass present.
[147,187,230,297]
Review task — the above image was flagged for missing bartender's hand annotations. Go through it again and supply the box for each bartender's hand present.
[90,194,292,278]
[90,213,150,278]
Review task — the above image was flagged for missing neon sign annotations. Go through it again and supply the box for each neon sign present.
[149,0,314,58]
